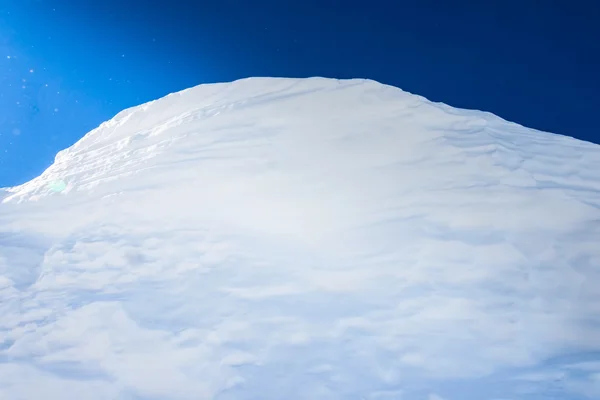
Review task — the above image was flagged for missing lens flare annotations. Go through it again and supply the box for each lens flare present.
[48,180,66,192]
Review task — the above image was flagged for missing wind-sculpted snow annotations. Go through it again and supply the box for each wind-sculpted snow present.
[1,77,600,399]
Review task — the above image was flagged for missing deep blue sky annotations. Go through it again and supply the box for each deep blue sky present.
[1,0,599,187]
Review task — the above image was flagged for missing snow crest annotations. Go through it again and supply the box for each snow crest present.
[1,77,600,399]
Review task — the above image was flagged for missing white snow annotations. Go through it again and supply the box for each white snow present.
[1,77,600,399]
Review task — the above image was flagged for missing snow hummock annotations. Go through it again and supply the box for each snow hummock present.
[1,77,600,399]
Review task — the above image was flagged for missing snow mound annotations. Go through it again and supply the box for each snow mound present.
[1,77,600,400]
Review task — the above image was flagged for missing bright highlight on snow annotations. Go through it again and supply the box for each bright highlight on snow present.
[1,77,599,400]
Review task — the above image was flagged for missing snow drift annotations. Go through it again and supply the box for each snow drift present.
[1,77,600,399]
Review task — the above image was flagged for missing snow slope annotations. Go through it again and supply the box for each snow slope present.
[1,77,600,400]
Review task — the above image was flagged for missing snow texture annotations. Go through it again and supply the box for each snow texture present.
[1,77,600,399]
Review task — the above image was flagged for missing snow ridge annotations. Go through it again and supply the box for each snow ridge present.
[1,77,600,400]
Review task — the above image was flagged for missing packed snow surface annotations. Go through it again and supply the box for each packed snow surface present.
[1,77,600,400]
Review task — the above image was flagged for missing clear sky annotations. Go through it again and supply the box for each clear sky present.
[1,0,599,187]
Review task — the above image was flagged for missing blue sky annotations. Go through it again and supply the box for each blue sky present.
[0,0,599,187]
